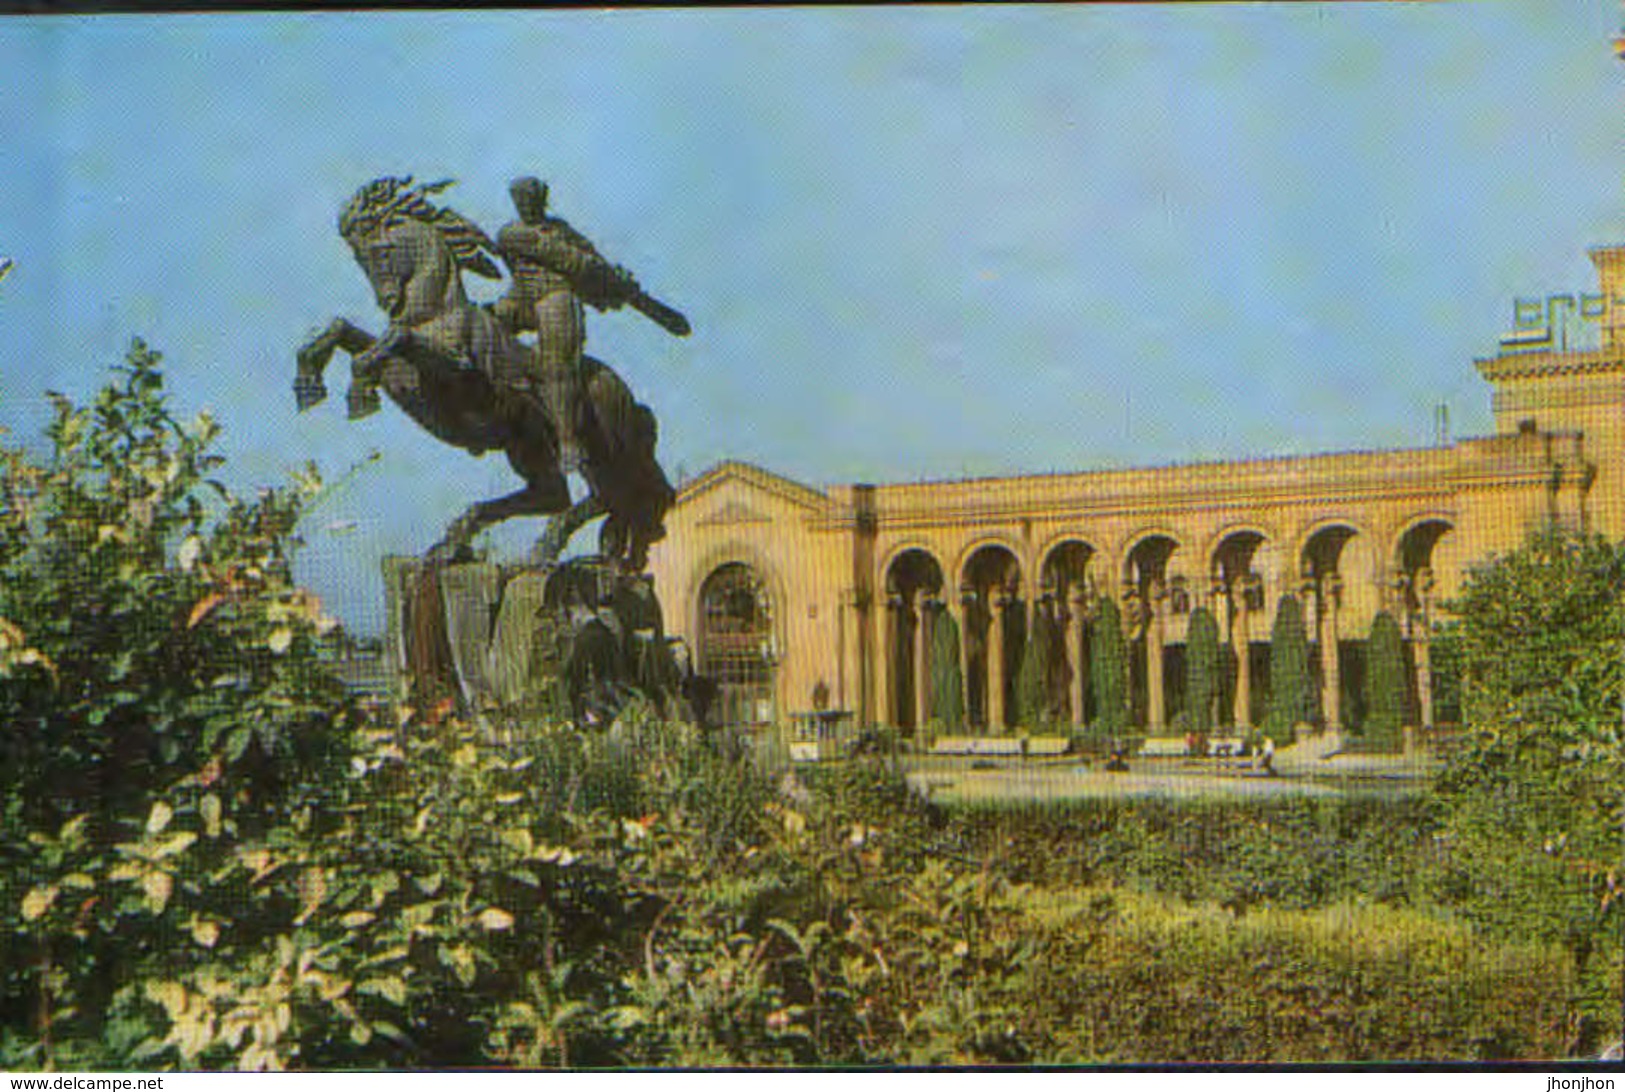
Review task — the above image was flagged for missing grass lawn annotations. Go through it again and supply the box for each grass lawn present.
[904,751,1431,807]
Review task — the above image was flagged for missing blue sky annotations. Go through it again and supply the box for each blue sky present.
[3,4,1623,632]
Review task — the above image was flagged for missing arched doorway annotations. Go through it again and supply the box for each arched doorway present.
[1040,541,1096,727]
[884,548,946,734]
[698,562,776,728]
[1394,519,1456,731]
[1124,534,1182,734]
[1212,530,1268,729]
[960,544,1023,731]
[1302,525,1358,732]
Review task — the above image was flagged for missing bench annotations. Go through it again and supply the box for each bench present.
[931,736,1024,757]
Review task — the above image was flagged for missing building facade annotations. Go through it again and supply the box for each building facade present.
[646,245,1625,736]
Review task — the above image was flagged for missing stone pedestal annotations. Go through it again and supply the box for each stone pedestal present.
[382,555,680,724]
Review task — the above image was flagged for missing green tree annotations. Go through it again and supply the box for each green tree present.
[1364,611,1406,750]
[1185,607,1221,735]
[929,605,963,732]
[0,341,354,829]
[1433,527,1625,1054]
[1014,607,1054,729]
[1090,595,1128,736]
[1264,594,1311,744]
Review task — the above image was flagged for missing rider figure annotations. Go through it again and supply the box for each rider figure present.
[492,178,641,467]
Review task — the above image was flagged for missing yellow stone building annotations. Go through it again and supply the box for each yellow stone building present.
[646,244,1625,737]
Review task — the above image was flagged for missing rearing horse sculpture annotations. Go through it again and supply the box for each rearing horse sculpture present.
[294,177,675,568]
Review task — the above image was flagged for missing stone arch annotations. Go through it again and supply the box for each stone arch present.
[1298,521,1363,733]
[882,547,947,733]
[1200,520,1282,579]
[1122,533,1184,734]
[1040,538,1097,593]
[1121,528,1184,583]
[953,532,1028,594]
[1211,528,1270,730]
[696,559,778,729]
[1290,516,1374,573]
[1038,540,1098,728]
[1392,514,1456,574]
[685,539,787,656]
[879,538,947,583]
[1391,516,1457,731]
[959,542,1023,730]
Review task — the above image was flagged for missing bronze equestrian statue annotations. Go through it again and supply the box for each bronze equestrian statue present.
[294,175,683,570]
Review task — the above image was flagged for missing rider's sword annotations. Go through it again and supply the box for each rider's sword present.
[508,177,691,338]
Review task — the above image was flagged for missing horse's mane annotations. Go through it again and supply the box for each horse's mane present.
[338,176,503,280]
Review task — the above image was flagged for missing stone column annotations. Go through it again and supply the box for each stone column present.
[1232,576,1254,729]
[1320,573,1343,732]
[1066,584,1089,727]
[912,587,932,732]
[840,589,865,716]
[958,585,975,728]
[1413,568,1435,731]
[988,585,1011,732]
[878,591,901,727]
[1146,578,1167,734]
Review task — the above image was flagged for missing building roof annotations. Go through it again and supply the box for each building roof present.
[676,460,828,511]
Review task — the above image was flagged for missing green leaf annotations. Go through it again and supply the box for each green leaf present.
[145,802,172,837]
[140,871,173,913]
[21,884,58,922]
[294,867,327,925]
[358,976,408,1005]
[225,727,252,763]
[475,907,514,931]
[200,794,222,837]
[152,832,197,860]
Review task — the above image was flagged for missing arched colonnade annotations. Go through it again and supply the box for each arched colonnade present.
[872,516,1458,734]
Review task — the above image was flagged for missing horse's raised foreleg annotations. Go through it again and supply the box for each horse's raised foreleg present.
[294,318,377,412]
[530,494,609,568]
[346,325,410,420]
[429,483,572,564]
[428,436,572,563]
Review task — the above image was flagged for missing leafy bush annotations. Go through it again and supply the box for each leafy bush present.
[1185,607,1220,734]
[1,344,359,1068]
[1013,607,1053,730]
[1433,527,1625,1055]
[1,349,1608,1068]
[1088,596,1128,737]
[1044,888,1573,1062]
[1364,611,1407,749]
[0,342,356,830]
[928,607,963,732]
[1264,594,1310,743]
